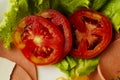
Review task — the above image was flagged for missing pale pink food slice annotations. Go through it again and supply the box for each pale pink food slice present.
[98,38,120,80]
[0,41,38,80]
[11,65,32,80]
[89,69,103,80]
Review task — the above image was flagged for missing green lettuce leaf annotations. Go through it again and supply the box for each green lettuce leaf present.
[90,0,107,10]
[0,0,30,48]
[50,0,90,16]
[101,0,120,32]
[55,56,100,78]
[28,0,50,14]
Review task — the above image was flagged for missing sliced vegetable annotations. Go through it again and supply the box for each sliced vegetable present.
[37,9,72,57]
[70,8,112,58]
[13,16,64,65]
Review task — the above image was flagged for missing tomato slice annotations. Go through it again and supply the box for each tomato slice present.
[13,16,64,65]
[70,8,112,58]
[37,9,72,57]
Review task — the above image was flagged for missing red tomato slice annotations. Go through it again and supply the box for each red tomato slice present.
[70,8,112,58]
[37,9,72,57]
[13,16,64,65]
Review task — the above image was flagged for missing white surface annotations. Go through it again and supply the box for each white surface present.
[0,57,15,80]
[38,65,67,80]
[0,0,67,80]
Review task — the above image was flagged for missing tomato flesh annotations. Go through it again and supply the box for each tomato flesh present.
[13,16,64,65]
[70,9,112,58]
[37,9,72,57]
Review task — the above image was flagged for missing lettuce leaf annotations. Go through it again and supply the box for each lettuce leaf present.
[28,0,50,14]
[50,0,90,16]
[90,0,107,10]
[0,0,30,48]
[101,0,120,32]
[55,56,100,78]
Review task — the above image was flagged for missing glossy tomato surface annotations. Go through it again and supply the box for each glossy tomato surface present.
[70,8,112,58]
[13,16,64,65]
[37,9,72,57]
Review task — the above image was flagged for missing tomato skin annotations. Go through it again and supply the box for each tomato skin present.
[13,16,64,65]
[70,8,112,58]
[37,9,72,58]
